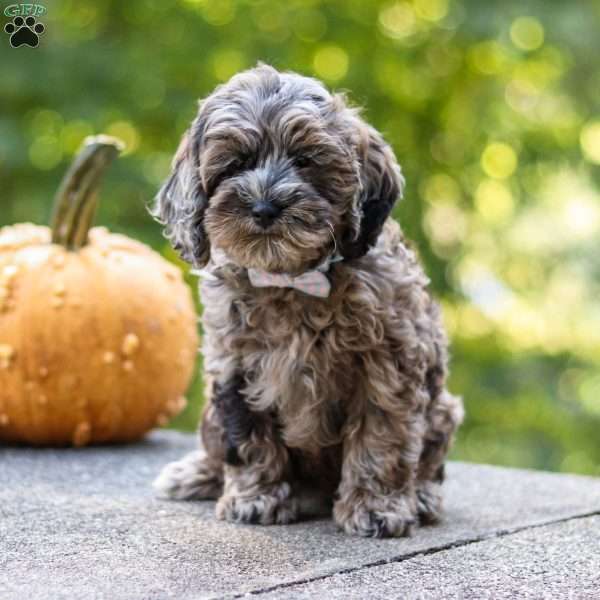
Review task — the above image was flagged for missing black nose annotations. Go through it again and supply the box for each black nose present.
[252,201,281,229]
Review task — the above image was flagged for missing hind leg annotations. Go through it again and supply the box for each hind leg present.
[416,390,463,523]
[153,403,224,500]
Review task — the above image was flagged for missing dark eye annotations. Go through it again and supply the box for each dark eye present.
[294,155,313,169]
[240,154,256,170]
[225,161,241,176]
[224,155,254,178]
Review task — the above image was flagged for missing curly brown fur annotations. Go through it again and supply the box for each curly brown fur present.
[152,64,463,537]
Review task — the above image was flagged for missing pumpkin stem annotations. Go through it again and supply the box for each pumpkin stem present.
[51,135,124,250]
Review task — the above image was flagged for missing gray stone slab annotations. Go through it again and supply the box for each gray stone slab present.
[1,431,600,600]
[259,516,600,599]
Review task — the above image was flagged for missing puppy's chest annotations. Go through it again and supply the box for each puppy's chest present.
[234,292,354,448]
[233,291,349,370]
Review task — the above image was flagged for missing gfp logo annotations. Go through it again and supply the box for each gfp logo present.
[4,4,46,47]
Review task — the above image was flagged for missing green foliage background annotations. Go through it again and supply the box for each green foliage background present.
[2,0,600,474]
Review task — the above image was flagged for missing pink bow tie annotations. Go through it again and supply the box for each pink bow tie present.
[247,268,331,298]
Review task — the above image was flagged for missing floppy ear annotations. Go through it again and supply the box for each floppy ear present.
[341,123,404,260]
[151,121,210,267]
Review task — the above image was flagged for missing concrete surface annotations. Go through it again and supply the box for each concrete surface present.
[1,431,599,600]
[258,516,600,599]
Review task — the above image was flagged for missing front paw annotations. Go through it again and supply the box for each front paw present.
[216,482,299,525]
[334,490,416,538]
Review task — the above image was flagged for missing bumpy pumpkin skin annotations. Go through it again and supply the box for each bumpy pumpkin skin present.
[0,224,198,446]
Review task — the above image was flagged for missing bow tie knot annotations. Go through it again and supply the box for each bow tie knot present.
[247,268,331,298]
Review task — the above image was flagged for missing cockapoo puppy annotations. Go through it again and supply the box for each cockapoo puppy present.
[152,64,463,538]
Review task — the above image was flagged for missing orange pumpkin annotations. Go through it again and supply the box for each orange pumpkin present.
[0,136,198,446]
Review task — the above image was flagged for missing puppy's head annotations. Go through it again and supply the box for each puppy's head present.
[153,64,403,273]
